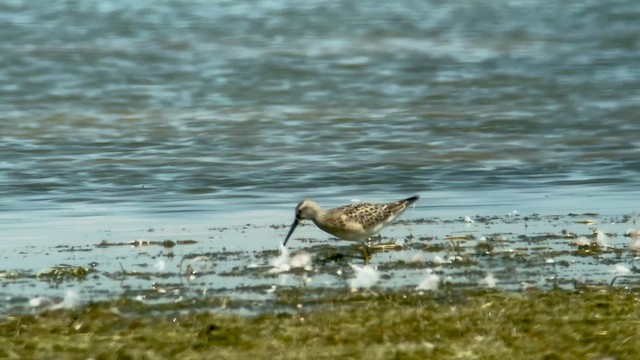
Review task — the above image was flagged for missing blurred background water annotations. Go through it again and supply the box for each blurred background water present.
[1,0,639,248]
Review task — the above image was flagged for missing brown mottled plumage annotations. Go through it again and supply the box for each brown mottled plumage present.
[283,195,419,246]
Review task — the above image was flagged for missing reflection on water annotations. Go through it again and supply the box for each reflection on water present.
[2,1,639,215]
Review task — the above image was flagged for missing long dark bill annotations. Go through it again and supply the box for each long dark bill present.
[282,218,300,246]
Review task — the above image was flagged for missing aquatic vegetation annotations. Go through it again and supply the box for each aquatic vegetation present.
[0,213,639,358]
[1,287,640,359]
[0,270,31,280]
[97,239,198,248]
[36,265,95,282]
[2,213,640,319]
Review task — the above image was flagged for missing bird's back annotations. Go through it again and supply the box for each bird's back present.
[318,195,419,240]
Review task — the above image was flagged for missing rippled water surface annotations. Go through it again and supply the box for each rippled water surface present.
[1,0,639,312]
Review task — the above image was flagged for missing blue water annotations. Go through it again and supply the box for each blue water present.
[1,0,639,244]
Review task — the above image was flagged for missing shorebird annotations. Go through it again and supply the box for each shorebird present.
[283,195,419,259]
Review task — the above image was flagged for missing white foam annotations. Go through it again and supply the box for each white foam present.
[348,264,380,289]
[416,270,440,291]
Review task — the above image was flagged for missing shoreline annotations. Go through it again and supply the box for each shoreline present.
[1,212,639,317]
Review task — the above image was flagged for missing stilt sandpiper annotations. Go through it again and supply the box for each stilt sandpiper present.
[283,195,419,259]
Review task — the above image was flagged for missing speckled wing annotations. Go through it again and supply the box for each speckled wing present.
[330,196,419,232]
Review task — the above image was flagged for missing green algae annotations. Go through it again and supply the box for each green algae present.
[2,287,639,359]
[2,211,640,359]
[36,265,96,282]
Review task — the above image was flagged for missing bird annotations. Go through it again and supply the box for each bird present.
[283,195,419,259]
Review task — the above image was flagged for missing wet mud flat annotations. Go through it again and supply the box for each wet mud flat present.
[1,212,640,358]
[4,212,639,313]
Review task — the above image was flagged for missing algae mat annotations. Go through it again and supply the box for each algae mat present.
[1,288,639,359]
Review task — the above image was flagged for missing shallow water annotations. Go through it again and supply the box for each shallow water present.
[2,212,639,315]
[1,0,640,313]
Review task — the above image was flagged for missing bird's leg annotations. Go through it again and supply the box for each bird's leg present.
[362,240,371,264]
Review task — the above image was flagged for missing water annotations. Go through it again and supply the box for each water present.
[1,0,639,313]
